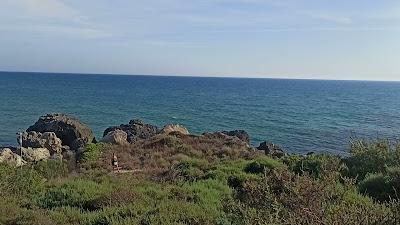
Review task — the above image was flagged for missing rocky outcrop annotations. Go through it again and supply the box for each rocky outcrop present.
[22,131,62,155]
[257,141,285,158]
[0,148,26,167]
[221,130,250,144]
[100,130,128,145]
[27,113,95,150]
[202,131,250,148]
[161,124,189,135]
[19,147,51,162]
[103,119,159,143]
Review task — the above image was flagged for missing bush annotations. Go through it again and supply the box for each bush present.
[344,139,400,181]
[33,160,69,180]
[80,143,105,162]
[284,154,344,179]
[244,156,284,174]
[359,167,400,201]
[0,164,44,198]
[35,179,111,209]
[165,157,210,181]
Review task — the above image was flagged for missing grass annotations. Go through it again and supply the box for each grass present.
[0,135,400,224]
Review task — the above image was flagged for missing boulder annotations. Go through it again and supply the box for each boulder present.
[161,124,189,135]
[0,148,26,167]
[62,149,75,161]
[27,113,95,150]
[257,141,285,158]
[22,131,62,155]
[103,119,159,143]
[221,130,250,144]
[19,147,50,162]
[100,130,128,145]
[70,138,87,151]
[202,132,232,140]
[201,131,250,149]
[203,130,250,144]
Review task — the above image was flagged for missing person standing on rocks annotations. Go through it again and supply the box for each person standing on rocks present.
[112,153,120,172]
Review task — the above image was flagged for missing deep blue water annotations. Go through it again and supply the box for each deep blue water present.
[1,71,400,154]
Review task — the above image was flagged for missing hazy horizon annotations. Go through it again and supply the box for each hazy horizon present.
[2,70,400,82]
[1,0,399,81]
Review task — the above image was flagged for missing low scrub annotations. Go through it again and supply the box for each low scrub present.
[0,138,400,224]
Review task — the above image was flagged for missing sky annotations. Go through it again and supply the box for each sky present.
[0,0,399,81]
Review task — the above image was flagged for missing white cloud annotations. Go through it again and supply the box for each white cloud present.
[1,0,80,19]
[0,0,111,39]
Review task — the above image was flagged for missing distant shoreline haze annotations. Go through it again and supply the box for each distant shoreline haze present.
[0,71,399,82]
[1,71,400,154]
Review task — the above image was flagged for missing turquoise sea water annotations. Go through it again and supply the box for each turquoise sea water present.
[1,71,400,154]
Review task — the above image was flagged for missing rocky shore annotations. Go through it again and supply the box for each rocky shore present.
[0,113,285,167]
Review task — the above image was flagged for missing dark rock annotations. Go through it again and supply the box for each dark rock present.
[221,130,250,144]
[70,138,86,151]
[27,113,95,150]
[257,141,285,158]
[202,132,231,140]
[62,149,75,161]
[103,119,159,143]
[201,131,250,149]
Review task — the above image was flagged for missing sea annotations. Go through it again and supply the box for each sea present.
[1,71,400,154]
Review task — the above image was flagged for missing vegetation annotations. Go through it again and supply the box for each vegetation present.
[0,137,400,225]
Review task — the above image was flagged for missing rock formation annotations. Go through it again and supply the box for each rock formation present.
[161,124,189,135]
[18,147,51,162]
[202,131,251,149]
[22,131,62,155]
[0,148,26,167]
[257,141,285,158]
[221,130,250,144]
[27,113,95,150]
[103,119,159,143]
[100,130,129,145]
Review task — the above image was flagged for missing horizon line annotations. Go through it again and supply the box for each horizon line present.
[0,70,399,83]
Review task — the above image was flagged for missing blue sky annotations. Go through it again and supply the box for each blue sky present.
[0,0,399,80]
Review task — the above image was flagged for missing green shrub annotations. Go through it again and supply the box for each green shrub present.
[284,154,344,178]
[244,156,284,174]
[35,179,111,209]
[33,160,69,180]
[344,139,400,181]
[79,143,106,168]
[0,164,44,198]
[167,159,208,181]
[359,167,400,201]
